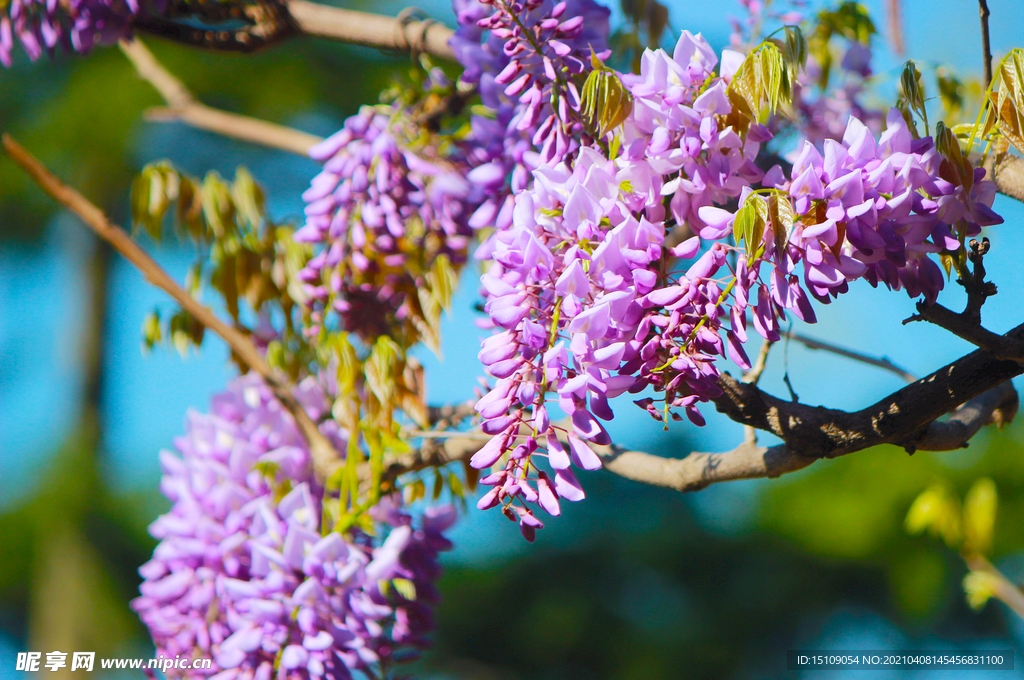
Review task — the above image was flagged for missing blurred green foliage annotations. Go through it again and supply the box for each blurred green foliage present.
[411,421,1024,679]
[0,36,397,242]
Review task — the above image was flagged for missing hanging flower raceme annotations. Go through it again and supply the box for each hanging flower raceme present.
[467,27,1004,539]
[450,0,611,239]
[0,0,151,66]
[132,374,455,679]
[467,31,770,539]
[298,101,473,345]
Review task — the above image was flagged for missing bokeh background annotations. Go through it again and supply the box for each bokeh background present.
[1,0,1024,677]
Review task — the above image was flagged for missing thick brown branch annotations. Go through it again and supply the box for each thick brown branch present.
[2,135,342,481]
[131,0,456,60]
[286,0,454,60]
[120,39,323,156]
[909,302,1024,362]
[712,320,1024,457]
[983,153,1024,204]
[597,380,1016,493]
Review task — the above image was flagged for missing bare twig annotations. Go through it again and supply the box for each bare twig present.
[905,237,1021,361]
[742,341,772,444]
[286,0,455,60]
[2,135,342,481]
[427,401,478,428]
[742,341,773,385]
[120,39,323,156]
[907,302,1024,361]
[405,430,492,441]
[978,0,993,89]
[886,0,905,56]
[782,330,917,383]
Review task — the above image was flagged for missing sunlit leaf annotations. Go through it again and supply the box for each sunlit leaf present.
[963,478,997,556]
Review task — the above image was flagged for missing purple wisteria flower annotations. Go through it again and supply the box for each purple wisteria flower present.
[0,0,147,66]
[132,374,455,679]
[451,0,611,239]
[467,25,1003,539]
[470,31,764,539]
[298,102,473,340]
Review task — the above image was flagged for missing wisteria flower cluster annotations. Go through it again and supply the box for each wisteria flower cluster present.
[746,109,1002,307]
[468,28,1002,538]
[451,0,610,237]
[298,101,475,343]
[296,0,612,344]
[0,0,147,67]
[132,374,455,679]
[470,31,764,538]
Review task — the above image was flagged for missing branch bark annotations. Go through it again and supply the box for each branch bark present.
[2,134,343,481]
[120,39,323,156]
[597,380,1017,493]
[287,0,455,60]
[131,0,456,61]
[989,154,1024,204]
[909,302,1024,362]
[978,0,993,89]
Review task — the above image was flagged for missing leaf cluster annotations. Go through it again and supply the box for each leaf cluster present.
[580,53,634,139]
[807,1,876,91]
[723,29,806,136]
[131,162,313,375]
[906,478,1001,609]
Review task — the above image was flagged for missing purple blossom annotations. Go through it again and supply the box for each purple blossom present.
[132,375,455,679]
[466,26,1003,539]
[0,0,152,66]
[298,103,473,340]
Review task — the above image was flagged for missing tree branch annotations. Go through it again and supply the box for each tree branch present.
[711,323,1023,458]
[781,330,917,383]
[120,39,323,156]
[1,134,343,481]
[978,0,993,89]
[982,153,1024,204]
[597,379,1017,493]
[132,0,456,60]
[908,302,1024,361]
[287,1,455,60]
[397,341,1018,496]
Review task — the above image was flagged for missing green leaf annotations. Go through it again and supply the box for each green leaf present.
[768,192,794,258]
[141,310,161,352]
[733,201,755,247]
[365,336,401,406]
[231,166,265,234]
[404,478,426,504]
[963,570,1000,610]
[201,171,235,238]
[905,484,961,548]
[580,68,634,137]
[963,477,997,555]
[900,61,928,132]
[936,67,964,118]
[392,577,417,601]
